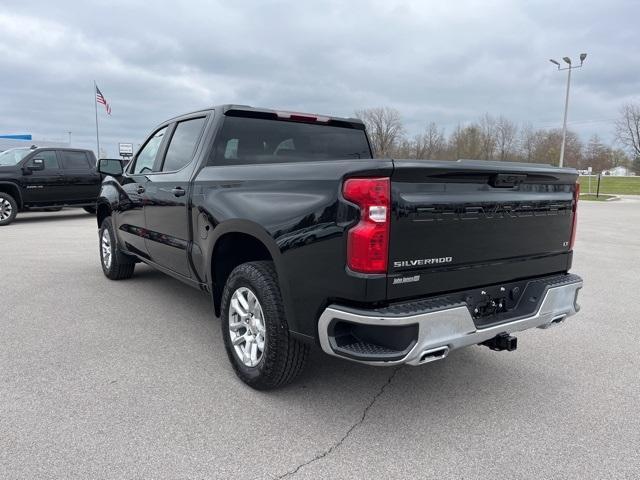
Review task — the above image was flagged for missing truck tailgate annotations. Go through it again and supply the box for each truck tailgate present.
[387,160,578,300]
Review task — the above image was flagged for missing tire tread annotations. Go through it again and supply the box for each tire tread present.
[100,217,135,280]
[221,261,309,389]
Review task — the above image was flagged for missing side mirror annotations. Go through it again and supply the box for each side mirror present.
[28,158,45,171]
[98,158,124,176]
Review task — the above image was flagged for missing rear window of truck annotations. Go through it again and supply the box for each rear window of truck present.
[210,116,372,165]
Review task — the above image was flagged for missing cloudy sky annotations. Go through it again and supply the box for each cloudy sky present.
[1,0,638,156]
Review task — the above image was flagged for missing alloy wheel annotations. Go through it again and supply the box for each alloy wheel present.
[228,287,267,367]
[101,228,112,269]
[0,198,13,221]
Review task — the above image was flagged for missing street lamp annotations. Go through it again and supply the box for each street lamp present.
[549,53,587,167]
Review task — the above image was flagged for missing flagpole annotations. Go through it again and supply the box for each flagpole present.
[94,80,100,158]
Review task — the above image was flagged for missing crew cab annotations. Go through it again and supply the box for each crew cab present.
[95,105,583,390]
[0,146,100,225]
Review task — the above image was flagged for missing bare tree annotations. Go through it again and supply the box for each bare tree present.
[584,134,613,173]
[610,148,631,169]
[449,123,483,160]
[352,106,627,169]
[478,114,497,160]
[495,115,519,161]
[519,123,539,162]
[394,137,415,158]
[414,122,446,159]
[563,130,585,169]
[615,102,640,159]
[355,107,405,157]
[532,129,583,168]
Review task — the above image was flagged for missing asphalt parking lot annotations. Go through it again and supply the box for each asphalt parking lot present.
[1,200,639,480]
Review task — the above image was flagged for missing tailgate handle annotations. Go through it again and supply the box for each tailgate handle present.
[490,174,526,188]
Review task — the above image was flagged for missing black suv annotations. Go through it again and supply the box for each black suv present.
[0,146,100,225]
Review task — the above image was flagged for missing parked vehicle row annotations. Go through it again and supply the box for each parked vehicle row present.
[0,146,104,225]
[94,104,583,390]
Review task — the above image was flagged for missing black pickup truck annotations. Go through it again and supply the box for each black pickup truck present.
[96,105,583,389]
[0,146,100,225]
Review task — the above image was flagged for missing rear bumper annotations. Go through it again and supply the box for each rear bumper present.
[318,274,583,366]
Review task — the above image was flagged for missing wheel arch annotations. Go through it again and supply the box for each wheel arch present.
[208,220,289,319]
[96,199,111,228]
[0,182,23,208]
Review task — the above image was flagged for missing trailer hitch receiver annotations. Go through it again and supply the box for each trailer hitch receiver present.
[481,333,518,351]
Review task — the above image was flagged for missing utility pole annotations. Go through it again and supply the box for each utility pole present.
[68,131,72,147]
[549,53,587,167]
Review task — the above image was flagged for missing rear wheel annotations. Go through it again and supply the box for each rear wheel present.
[221,261,309,390]
[0,192,18,226]
[99,217,135,280]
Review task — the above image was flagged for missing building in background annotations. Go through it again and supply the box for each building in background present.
[0,134,71,152]
[602,165,635,176]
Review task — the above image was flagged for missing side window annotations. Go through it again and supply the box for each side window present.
[133,127,167,174]
[34,151,60,170]
[60,151,91,169]
[161,117,206,172]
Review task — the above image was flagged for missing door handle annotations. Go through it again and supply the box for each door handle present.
[137,185,146,194]
[171,187,186,197]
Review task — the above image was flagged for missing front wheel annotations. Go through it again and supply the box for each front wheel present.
[0,192,18,226]
[221,261,309,390]
[99,217,135,280]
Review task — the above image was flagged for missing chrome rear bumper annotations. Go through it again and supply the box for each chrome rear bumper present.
[318,277,582,366]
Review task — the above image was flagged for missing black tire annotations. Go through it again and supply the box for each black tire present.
[99,217,135,280]
[84,206,97,214]
[0,192,18,226]
[221,261,309,390]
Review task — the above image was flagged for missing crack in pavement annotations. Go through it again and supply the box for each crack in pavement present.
[274,367,402,479]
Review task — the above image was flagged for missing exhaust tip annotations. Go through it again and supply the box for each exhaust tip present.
[419,346,449,364]
[540,314,568,329]
[551,314,567,324]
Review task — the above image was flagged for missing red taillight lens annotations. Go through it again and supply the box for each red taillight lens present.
[569,182,580,249]
[342,177,390,273]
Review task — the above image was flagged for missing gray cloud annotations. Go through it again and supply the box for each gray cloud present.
[0,0,637,156]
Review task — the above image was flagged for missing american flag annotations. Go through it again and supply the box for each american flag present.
[95,85,112,115]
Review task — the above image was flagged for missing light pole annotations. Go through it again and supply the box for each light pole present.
[549,53,587,167]
[68,131,72,146]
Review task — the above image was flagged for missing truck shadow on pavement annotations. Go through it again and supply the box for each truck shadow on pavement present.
[12,210,93,224]
[127,263,564,405]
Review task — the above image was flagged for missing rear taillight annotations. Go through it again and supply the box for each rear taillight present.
[569,182,580,249]
[342,177,390,274]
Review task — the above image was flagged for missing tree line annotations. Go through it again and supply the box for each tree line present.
[355,102,640,173]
